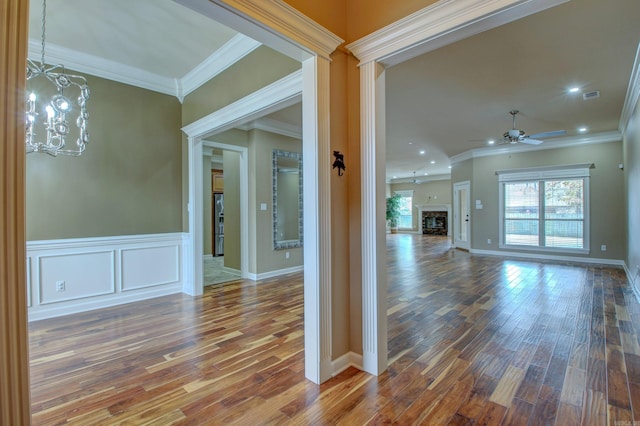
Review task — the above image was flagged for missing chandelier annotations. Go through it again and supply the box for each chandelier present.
[26,0,90,156]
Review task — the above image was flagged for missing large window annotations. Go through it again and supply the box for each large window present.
[498,165,591,253]
[395,190,413,229]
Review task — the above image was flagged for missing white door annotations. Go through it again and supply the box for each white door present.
[453,181,471,250]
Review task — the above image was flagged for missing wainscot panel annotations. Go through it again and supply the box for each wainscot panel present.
[27,233,186,321]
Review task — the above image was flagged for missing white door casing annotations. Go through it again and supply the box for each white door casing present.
[177,0,343,384]
[453,181,471,250]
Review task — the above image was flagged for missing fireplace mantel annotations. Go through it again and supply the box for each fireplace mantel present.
[415,204,452,236]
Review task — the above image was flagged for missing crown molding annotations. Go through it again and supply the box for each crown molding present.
[182,69,302,138]
[28,40,177,96]
[346,0,568,67]
[620,42,640,135]
[177,34,261,100]
[450,130,622,164]
[239,117,302,139]
[387,173,452,184]
[176,0,343,61]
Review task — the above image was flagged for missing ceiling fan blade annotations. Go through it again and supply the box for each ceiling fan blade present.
[520,138,544,145]
[528,130,566,139]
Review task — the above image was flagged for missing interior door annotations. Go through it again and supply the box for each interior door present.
[453,181,471,250]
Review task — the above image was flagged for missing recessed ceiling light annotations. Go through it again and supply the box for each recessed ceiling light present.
[578,127,588,133]
[568,86,582,93]
[430,160,436,164]
[393,176,397,179]
[419,150,425,155]
[423,173,428,176]
[448,166,452,169]
[408,141,413,145]
[488,139,495,145]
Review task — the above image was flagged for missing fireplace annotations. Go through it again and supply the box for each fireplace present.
[415,204,451,236]
[422,211,447,235]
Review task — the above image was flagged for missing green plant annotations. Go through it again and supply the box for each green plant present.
[386,193,402,228]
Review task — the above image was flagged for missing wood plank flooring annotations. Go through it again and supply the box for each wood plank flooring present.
[29,234,640,425]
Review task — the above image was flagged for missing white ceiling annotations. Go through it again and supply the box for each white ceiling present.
[28,0,640,183]
[29,0,238,79]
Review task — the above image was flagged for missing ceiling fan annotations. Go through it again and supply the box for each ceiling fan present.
[502,110,566,145]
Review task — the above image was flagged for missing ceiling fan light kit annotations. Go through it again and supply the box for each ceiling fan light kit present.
[500,110,564,146]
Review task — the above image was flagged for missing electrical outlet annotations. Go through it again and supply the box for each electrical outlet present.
[487,239,492,245]
[600,244,607,252]
[285,251,290,259]
[55,280,65,292]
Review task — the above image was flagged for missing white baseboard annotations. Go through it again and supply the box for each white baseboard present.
[332,351,363,377]
[246,265,304,281]
[27,233,185,321]
[223,267,241,275]
[470,248,625,267]
[625,262,640,304]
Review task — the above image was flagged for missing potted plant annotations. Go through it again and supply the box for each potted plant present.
[386,193,402,233]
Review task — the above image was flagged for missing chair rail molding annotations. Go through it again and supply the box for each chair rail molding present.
[27,233,185,321]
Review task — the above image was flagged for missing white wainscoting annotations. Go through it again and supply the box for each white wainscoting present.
[27,233,186,321]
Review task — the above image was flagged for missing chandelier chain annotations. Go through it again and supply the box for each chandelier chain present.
[40,0,46,67]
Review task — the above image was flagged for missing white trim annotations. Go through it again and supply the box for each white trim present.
[498,172,591,253]
[416,204,452,236]
[182,70,302,137]
[450,131,622,165]
[625,263,640,304]
[331,352,364,377]
[178,0,340,383]
[246,265,304,280]
[28,40,177,96]
[223,267,241,275]
[27,233,184,321]
[178,0,343,61]
[239,117,302,139]
[360,60,388,376]
[178,34,261,100]
[496,163,594,180]
[471,248,624,267]
[351,0,569,376]
[620,42,640,134]
[30,34,262,101]
[347,0,568,66]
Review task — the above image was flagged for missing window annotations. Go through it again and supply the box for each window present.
[498,164,591,253]
[395,190,413,229]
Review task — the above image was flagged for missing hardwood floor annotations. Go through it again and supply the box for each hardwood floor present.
[29,234,640,425]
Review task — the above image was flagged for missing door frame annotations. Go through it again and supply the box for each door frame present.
[453,180,471,250]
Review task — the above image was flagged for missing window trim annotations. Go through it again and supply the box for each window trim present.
[497,164,592,254]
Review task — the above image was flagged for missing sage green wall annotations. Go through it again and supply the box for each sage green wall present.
[181,46,301,126]
[26,72,182,240]
[223,151,241,271]
[250,129,303,274]
[390,180,452,230]
[624,98,640,291]
[468,142,625,260]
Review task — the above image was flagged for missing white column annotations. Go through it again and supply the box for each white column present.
[360,60,388,375]
[302,55,333,383]
[185,136,204,296]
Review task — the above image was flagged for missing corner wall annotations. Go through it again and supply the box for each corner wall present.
[624,98,640,291]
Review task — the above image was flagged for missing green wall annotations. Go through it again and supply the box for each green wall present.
[250,129,303,274]
[459,142,625,260]
[181,46,301,126]
[26,72,183,240]
[223,150,241,271]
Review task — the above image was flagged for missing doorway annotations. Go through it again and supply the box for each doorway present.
[453,181,471,250]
